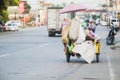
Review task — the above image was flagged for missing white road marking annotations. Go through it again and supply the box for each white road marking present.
[0,54,10,58]
[0,43,48,58]
[107,54,115,80]
[37,43,48,47]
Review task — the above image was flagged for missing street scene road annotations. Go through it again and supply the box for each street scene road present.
[0,26,120,80]
[1,0,120,80]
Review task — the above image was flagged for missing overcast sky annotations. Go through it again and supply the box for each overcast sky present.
[27,0,106,10]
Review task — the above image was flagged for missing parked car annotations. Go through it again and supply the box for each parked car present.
[0,21,6,32]
[5,20,21,27]
[0,24,3,32]
[100,20,107,26]
[5,23,19,31]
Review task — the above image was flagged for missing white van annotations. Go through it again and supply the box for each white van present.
[110,18,119,27]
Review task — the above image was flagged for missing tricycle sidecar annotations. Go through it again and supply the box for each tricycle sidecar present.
[65,40,101,63]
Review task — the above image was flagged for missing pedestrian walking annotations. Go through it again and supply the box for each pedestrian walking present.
[94,39,101,62]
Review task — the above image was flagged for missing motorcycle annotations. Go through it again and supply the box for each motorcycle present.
[106,25,119,45]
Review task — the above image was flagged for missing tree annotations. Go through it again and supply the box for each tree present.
[1,10,9,22]
[9,0,19,6]
[0,0,9,11]
[24,3,31,13]
[0,0,9,22]
[0,0,19,22]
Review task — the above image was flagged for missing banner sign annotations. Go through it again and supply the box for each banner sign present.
[18,1,25,14]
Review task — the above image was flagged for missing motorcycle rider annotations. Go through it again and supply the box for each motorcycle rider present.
[106,22,119,45]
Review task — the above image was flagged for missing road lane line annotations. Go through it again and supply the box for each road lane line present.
[0,54,10,58]
[37,43,48,47]
[0,43,48,58]
[107,54,115,80]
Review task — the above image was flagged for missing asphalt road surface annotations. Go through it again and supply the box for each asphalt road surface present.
[0,26,120,80]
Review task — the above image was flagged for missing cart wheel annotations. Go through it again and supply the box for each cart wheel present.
[96,54,99,62]
[66,47,71,63]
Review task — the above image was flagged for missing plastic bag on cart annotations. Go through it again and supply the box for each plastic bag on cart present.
[68,17,80,42]
[61,24,70,43]
[72,41,96,64]
[75,26,86,44]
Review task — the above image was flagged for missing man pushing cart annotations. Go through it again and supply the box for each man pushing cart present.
[60,3,101,64]
[61,16,101,64]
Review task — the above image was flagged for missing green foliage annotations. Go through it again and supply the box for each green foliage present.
[0,0,30,22]
[0,0,9,22]
[25,4,31,9]
[24,4,31,13]
[0,10,9,22]
[0,0,9,11]
[9,0,19,6]
[0,0,19,22]
[92,15,101,20]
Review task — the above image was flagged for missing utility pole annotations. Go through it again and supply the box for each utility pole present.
[15,12,16,20]
[100,0,102,21]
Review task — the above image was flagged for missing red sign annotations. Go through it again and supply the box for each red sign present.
[18,1,25,14]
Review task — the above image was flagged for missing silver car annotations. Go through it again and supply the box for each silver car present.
[5,23,19,31]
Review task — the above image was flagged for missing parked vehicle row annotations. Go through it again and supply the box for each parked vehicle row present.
[0,21,6,32]
[5,23,19,31]
[0,20,21,32]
